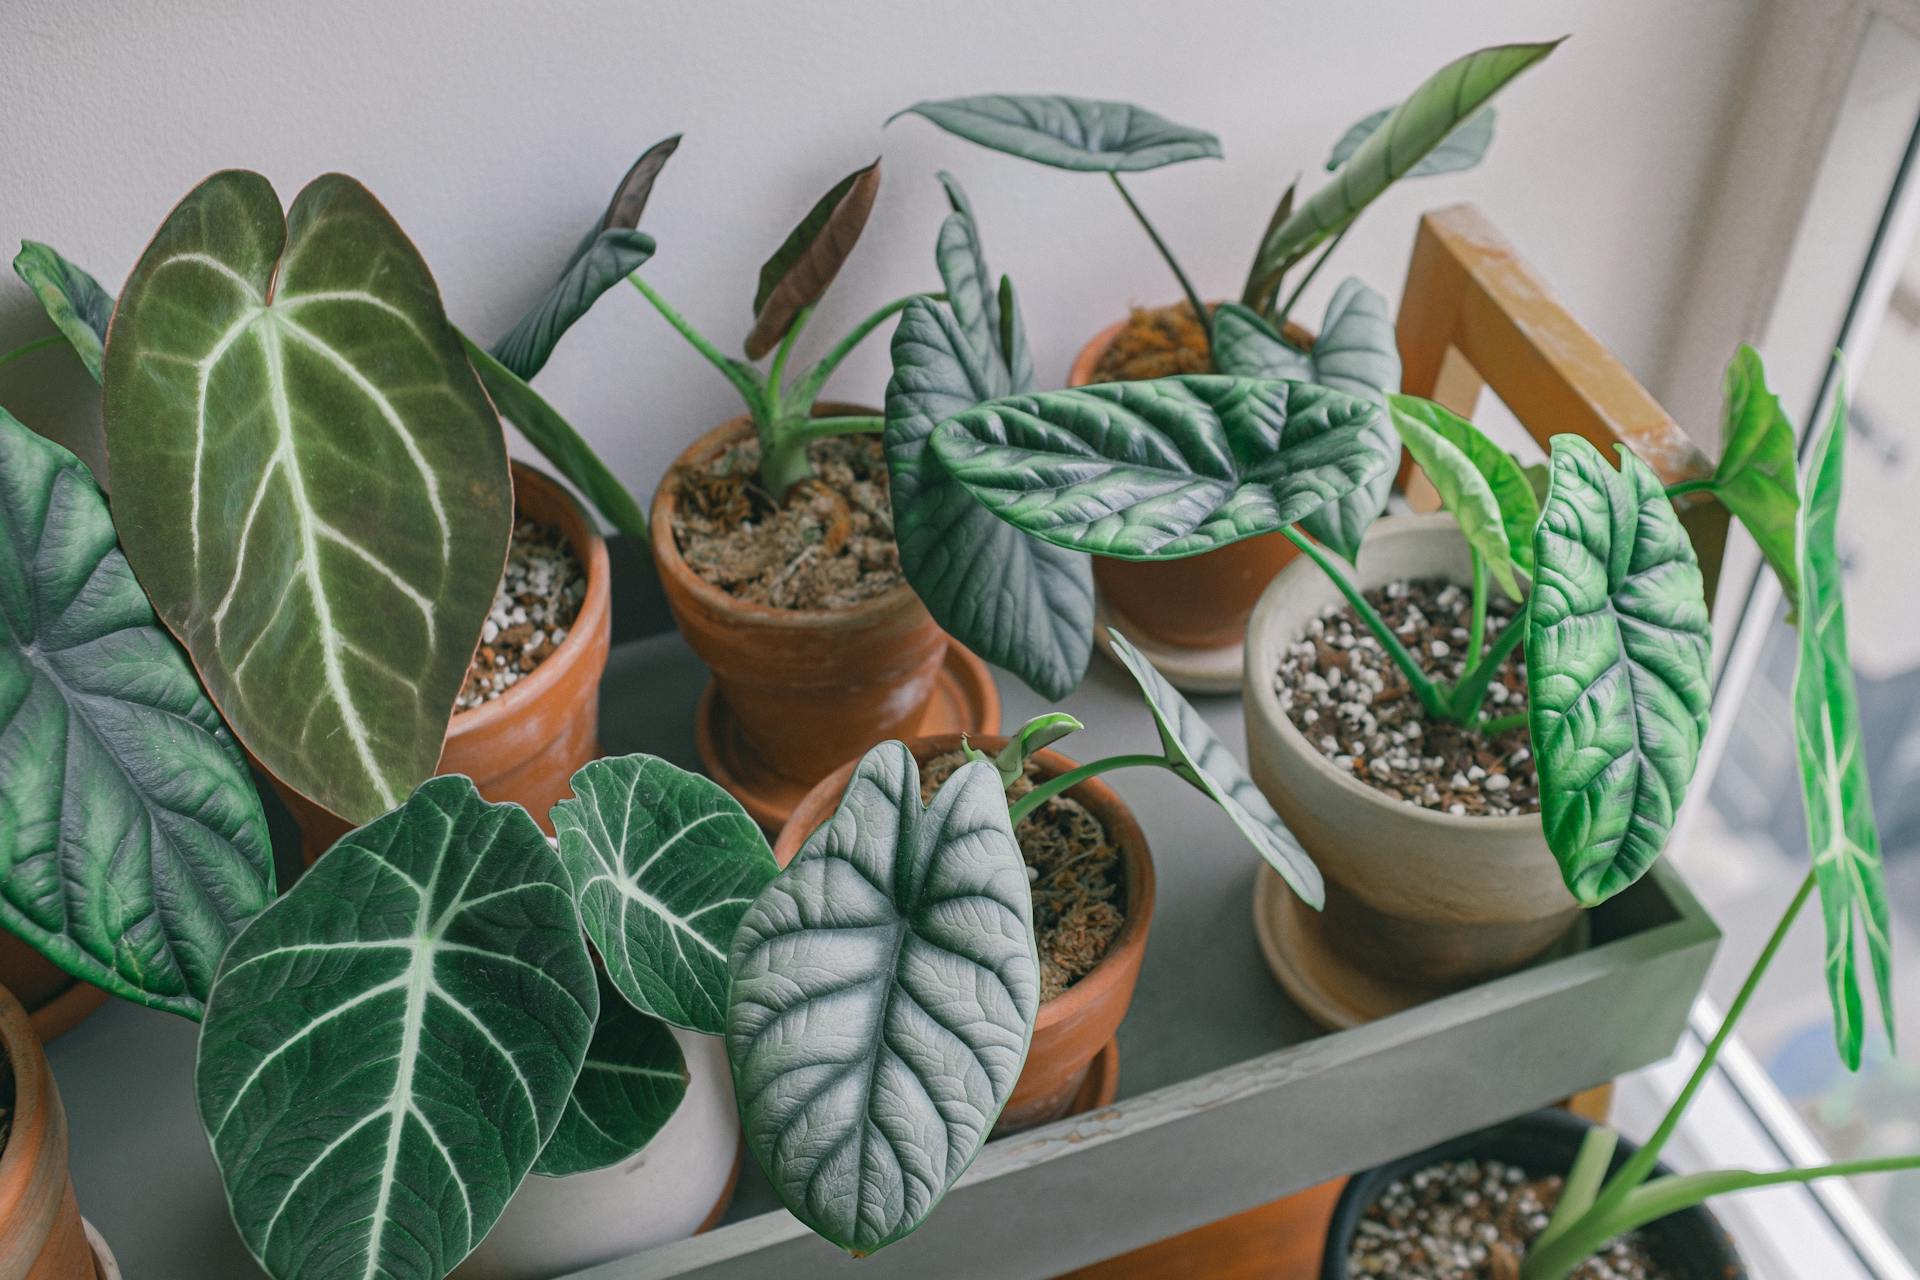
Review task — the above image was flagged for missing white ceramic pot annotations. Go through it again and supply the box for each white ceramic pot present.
[1242,514,1582,1028]
[453,1030,741,1280]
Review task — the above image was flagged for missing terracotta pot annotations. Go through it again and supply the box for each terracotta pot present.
[1243,514,1580,1027]
[774,733,1156,1134]
[0,983,114,1279]
[1321,1109,1746,1279]
[278,460,612,861]
[0,935,106,1045]
[653,410,951,790]
[1069,311,1304,652]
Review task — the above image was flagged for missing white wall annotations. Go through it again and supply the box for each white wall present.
[0,0,1760,507]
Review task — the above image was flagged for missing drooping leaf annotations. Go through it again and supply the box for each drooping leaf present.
[990,712,1083,788]
[1711,344,1801,614]
[465,336,649,543]
[1792,383,1892,1070]
[1327,106,1497,175]
[1252,41,1558,281]
[743,160,881,359]
[13,241,114,383]
[1388,394,1538,599]
[103,170,512,825]
[1522,459,1551,506]
[0,411,272,1018]
[726,742,1039,1255]
[1238,179,1297,314]
[552,754,778,1035]
[533,973,688,1177]
[1212,279,1401,561]
[928,375,1384,559]
[934,172,1011,384]
[196,776,597,1280]
[1528,436,1712,906]
[490,135,679,381]
[1106,629,1323,906]
[890,94,1221,172]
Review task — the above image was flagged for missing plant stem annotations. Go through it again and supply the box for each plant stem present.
[783,415,886,443]
[1108,173,1210,347]
[627,275,767,412]
[1282,525,1450,720]
[768,303,813,402]
[1663,477,1715,500]
[1467,551,1488,670]
[1275,223,1352,331]
[1447,607,1528,722]
[1537,1125,1619,1250]
[791,292,942,410]
[0,334,63,370]
[1007,753,1170,826]
[760,416,888,501]
[1475,711,1528,736]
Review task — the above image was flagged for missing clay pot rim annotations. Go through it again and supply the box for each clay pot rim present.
[1245,512,1538,834]
[0,984,59,1232]
[649,407,926,632]
[772,732,1157,1034]
[1067,303,1313,389]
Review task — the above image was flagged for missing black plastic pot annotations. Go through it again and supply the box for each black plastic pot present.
[1321,1109,1747,1279]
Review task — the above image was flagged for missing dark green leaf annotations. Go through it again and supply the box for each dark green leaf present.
[928,375,1384,558]
[0,410,272,1018]
[1238,179,1297,314]
[891,94,1220,172]
[726,742,1039,1255]
[534,973,688,1177]
[196,776,598,1280]
[552,754,778,1035]
[1388,394,1538,598]
[1328,106,1496,175]
[13,241,114,383]
[1528,436,1712,906]
[1711,344,1801,613]
[103,170,513,824]
[743,159,881,359]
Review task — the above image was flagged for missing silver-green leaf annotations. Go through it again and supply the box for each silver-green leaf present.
[533,974,689,1177]
[1388,393,1539,599]
[1327,106,1496,176]
[13,241,114,383]
[891,94,1220,172]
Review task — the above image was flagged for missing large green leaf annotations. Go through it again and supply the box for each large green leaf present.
[1106,629,1323,906]
[1711,344,1801,613]
[933,172,1014,385]
[1327,106,1497,175]
[726,742,1039,1255]
[1252,41,1558,282]
[13,241,114,383]
[1211,279,1401,561]
[1792,385,1892,1070]
[103,170,512,825]
[196,776,597,1280]
[928,376,1383,559]
[552,754,778,1036]
[490,135,677,381]
[533,973,688,1177]
[0,411,272,1018]
[1388,394,1538,599]
[891,94,1220,172]
[1528,436,1712,906]
[743,159,881,359]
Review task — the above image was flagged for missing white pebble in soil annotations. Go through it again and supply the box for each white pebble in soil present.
[457,516,588,710]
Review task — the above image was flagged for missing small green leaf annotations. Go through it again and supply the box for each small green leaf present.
[1328,106,1496,175]
[1522,459,1551,506]
[534,973,689,1177]
[1711,344,1801,615]
[13,242,114,383]
[992,712,1083,787]
[891,94,1221,172]
[1388,394,1538,599]
[928,376,1384,559]
[1238,180,1297,314]
[743,159,881,359]
[1106,630,1323,906]
[1528,436,1712,906]
[552,754,778,1035]
[1792,382,1892,1070]
[726,742,1039,1255]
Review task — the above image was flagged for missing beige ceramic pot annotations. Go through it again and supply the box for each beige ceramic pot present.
[1242,514,1581,1028]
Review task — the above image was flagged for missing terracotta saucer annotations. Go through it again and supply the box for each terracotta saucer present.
[1095,598,1244,695]
[1068,1037,1121,1116]
[695,642,1001,831]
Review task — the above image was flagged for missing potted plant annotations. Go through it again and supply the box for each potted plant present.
[890,40,1558,677]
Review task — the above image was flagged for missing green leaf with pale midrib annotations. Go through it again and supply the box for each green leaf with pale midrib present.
[13,241,114,383]
[534,973,688,1177]
[0,410,273,1018]
[1388,393,1538,599]
[891,94,1220,172]
[1327,106,1496,176]
[1712,344,1801,616]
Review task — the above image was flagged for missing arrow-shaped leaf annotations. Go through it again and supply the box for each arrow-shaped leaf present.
[891,94,1220,172]
[13,241,114,383]
[1711,344,1801,614]
[1328,106,1497,176]
[743,159,881,359]
[534,973,689,1177]
[1388,393,1538,599]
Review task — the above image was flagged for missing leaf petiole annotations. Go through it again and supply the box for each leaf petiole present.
[1663,477,1715,500]
[1447,606,1528,723]
[767,303,813,401]
[627,274,767,412]
[1282,525,1450,719]
[0,333,64,370]
[1006,752,1171,826]
[1467,550,1488,670]
[790,291,945,409]
[1108,172,1210,347]
[1274,221,1352,331]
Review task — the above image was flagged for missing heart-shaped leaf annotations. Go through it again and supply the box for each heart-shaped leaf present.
[928,376,1384,558]
[1106,629,1323,906]
[1711,344,1801,613]
[490,135,678,381]
[743,159,881,360]
[1792,384,1892,1070]
[1528,436,1712,906]
[1212,279,1401,561]
[553,754,778,1035]
[0,411,273,1018]
[891,95,1221,172]
[726,742,1039,1255]
[1388,394,1539,599]
[1328,106,1497,175]
[103,170,513,825]
[13,241,114,383]
[533,973,689,1177]
[196,775,597,1280]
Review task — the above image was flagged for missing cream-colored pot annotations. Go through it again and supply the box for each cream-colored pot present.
[1243,514,1581,1028]
[454,1030,740,1280]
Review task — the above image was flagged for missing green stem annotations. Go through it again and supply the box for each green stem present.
[1282,526,1450,720]
[1447,607,1528,722]
[627,275,768,412]
[760,416,888,500]
[1537,1125,1619,1250]
[767,303,813,402]
[0,334,63,370]
[1476,711,1528,736]
[1467,551,1488,669]
[1007,753,1170,827]
[1275,223,1352,330]
[791,292,941,409]
[1108,173,1210,347]
[1663,477,1715,500]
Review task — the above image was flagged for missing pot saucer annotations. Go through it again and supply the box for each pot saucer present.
[695,643,1001,832]
[1253,866,1591,1030]
[1094,599,1243,695]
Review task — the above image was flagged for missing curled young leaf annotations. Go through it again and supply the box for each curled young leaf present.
[991,712,1084,787]
[1711,344,1801,613]
[534,973,689,1177]
[1238,179,1297,314]
[1388,394,1539,599]
[13,241,114,383]
[891,94,1221,172]
[1327,106,1496,175]
[742,159,881,359]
